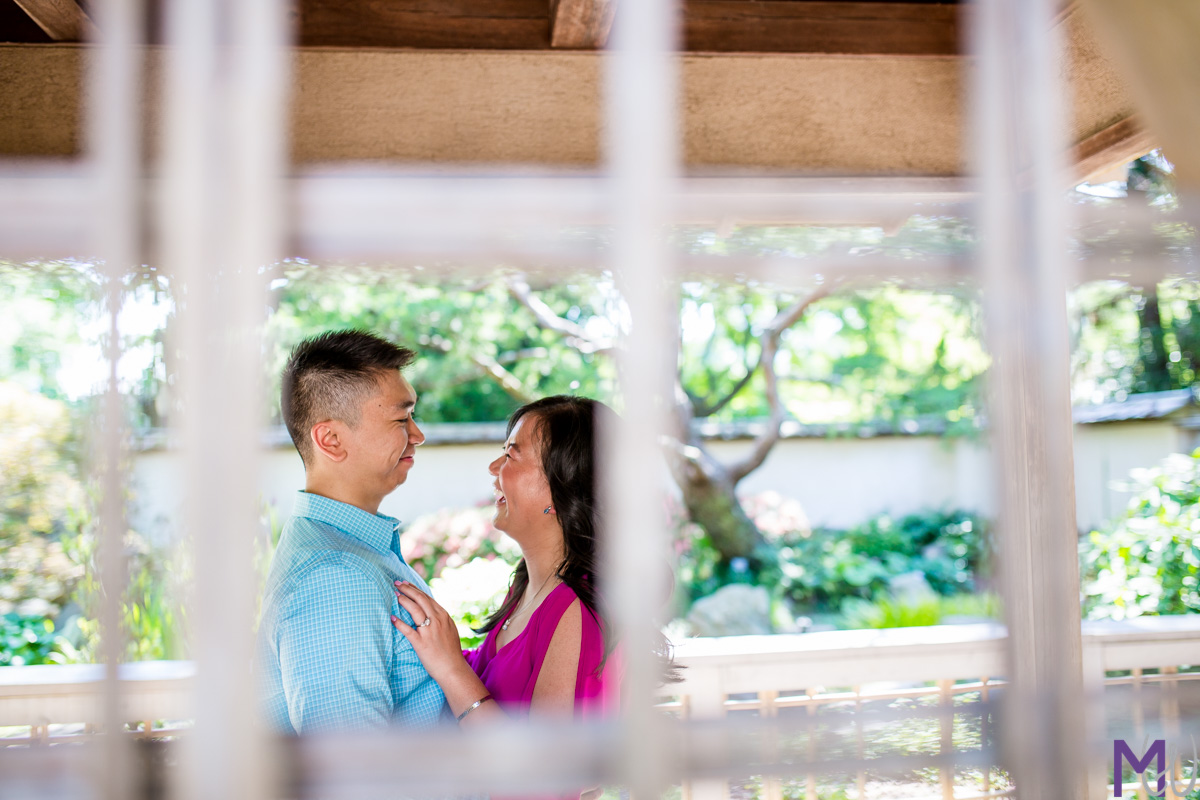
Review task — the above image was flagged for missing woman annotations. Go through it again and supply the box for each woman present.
[391,395,619,723]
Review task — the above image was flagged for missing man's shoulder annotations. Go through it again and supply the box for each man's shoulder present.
[276,514,389,569]
[265,518,394,608]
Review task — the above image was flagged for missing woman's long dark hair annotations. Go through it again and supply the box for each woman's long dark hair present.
[478,395,677,681]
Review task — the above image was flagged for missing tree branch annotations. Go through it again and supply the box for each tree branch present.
[495,346,549,366]
[424,331,536,401]
[470,353,535,403]
[505,275,613,354]
[690,292,762,417]
[780,374,844,388]
[728,285,835,483]
[693,367,757,418]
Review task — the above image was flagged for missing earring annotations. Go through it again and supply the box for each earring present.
[544,506,553,514]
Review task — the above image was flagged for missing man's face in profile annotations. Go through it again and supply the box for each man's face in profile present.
[340,370,425,501]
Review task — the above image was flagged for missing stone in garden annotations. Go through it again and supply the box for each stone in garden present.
[888,570,936,604]
[685,584,773,637]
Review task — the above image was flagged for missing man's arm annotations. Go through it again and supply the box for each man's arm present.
[277,560,392,733]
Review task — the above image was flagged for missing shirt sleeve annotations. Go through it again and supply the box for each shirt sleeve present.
[277,559,393,733]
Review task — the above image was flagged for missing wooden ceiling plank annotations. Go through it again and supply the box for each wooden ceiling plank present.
[685,1,959,55]
[1073,115,1155,183]
[300,0,550,50]
[549,0,614,49]
[296,0,955,53]
[11,0,96,41]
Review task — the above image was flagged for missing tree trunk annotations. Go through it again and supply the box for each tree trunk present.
[664,422,773,569]
[1136,289,1173,393]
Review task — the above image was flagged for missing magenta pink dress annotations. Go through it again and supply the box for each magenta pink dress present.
[464,582,620,719]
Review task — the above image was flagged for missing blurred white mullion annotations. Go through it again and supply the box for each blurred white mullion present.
[971,0,1088,799]
[161,0,283,797]
[85,0,142,796]
[604,0,682,798]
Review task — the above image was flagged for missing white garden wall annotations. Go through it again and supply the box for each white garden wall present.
[128,419,1187,546]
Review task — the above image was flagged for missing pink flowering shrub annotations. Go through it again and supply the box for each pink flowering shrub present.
[401,505,521,583]
[738,491,813,543]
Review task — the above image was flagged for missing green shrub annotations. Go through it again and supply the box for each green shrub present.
[1082,450,1200,619]
[783,508,988,612]
[0,613,76,666]
[762,499,982,610]
[0,382,87,619]
[840,593,1000,630]
[69,528,191,663]
[671,492,991,622]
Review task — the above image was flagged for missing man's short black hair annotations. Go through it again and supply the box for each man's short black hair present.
[281,330,416,465]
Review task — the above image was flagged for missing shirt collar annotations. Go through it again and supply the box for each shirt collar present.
[293,491,401,556]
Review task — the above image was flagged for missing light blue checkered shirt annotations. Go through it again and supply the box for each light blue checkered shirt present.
[256,491,450,734]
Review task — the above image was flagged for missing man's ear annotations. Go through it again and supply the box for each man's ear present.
[310,420,349,463]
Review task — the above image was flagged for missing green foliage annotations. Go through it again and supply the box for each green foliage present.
[840,593,1000,630]
[69,530,191,663]
[120,555,188,662]
[1071,281,1200,404]
[4,235,996,437]
[264,265,618,424]
[0,382,87,618]
[1070,154,1198,405]
[676,279,989,431]
[774,509,988,613]
[1082,449,1200,619]
[672,492,990,619]
[0,614,76,666]
[0,261,102,402]
[0,260,171,429]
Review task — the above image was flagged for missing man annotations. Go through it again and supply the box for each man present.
[257,330,449,733]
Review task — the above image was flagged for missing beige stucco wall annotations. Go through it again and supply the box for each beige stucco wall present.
[0,8,1133,171]
[704,434,994,528]
[1071,419,1190,530]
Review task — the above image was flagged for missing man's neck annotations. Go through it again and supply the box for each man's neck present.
[304,475,384,516]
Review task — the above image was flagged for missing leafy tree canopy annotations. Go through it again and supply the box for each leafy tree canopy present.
[264,264,619,423]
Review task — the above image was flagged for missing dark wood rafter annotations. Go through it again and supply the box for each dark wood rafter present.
[549,0,614,49]
[11,0,96,41]
[1073,115,1155,182]
[298,0,551,49]
[285,0,961,53]
[684,1,959,55]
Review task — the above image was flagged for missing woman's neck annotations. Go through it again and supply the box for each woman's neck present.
[522,540,565,594]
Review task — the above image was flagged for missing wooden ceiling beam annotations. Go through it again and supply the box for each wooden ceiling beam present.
[11,0,96,41]
[685,1,959,55]
[291,0,957,54]
[1073,115,1154,183]
[299,0,550,50]
[549,0,614,49]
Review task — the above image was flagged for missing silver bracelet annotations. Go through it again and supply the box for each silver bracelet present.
[456,694,493,723]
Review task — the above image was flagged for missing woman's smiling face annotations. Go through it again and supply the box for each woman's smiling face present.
[488,414,554,535]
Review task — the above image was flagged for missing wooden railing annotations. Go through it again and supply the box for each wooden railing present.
[3,617,1199,799]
